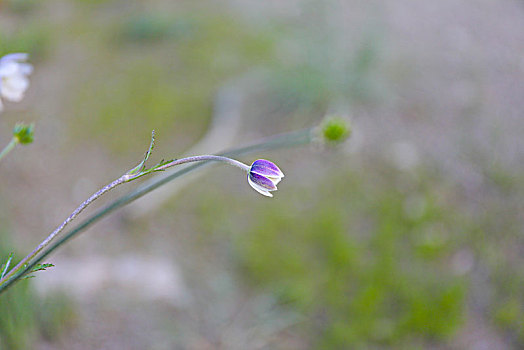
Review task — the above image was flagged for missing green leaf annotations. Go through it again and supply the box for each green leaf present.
[0,253,14,279]
[127,130,156,175]
[20,263,54,280]
[152,158,174,171]
[30,263,54,273]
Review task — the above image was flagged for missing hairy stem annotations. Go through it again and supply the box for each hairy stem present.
[0,127,313,293]
[0,175,128,284]
[155,155,250,172]
[0,155,250,286]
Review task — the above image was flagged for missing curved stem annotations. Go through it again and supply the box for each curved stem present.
[0,138,18,163]
[0,155,249,286]
[0,175,128,284]
[154,155,250,173]
[0,127,313,293]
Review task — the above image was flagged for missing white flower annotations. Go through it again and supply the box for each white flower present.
[0,53,33,112]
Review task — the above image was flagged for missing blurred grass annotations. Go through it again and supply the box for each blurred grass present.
[0,25,50,60]
[186,159,469,348]
[237,164,466,347]
[69,12,276,154]
[0,229,76,350]
[4,0,41,14]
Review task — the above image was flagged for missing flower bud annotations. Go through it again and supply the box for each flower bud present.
[320,115,351,144]
[13,122,34,145]
[247,159,284,197]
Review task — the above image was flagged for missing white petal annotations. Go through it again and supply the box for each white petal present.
[1,76,28,101]
[267,176,282,186]
[247,176,273,197]
[18,63,33,75]
[0,62,19,76]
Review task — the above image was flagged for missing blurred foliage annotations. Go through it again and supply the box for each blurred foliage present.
[36,291,77,342]
[269,66,330,114]
[120,15,197,43]
[0,266,37,349]
[70,13,276,154]
[0,25,50,60]
[192,161,468,348]
[467,168,524,345]
[237,166,466,347]
[0,230,76,349]
[4,0,41,14]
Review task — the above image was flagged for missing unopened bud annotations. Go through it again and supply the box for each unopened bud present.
[320,115,351,144]
[13,122,34,145]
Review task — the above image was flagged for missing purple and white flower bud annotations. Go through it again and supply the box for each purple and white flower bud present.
[247,159,284,197]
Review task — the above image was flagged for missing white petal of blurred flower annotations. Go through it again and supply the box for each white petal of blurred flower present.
[0,53,33,111]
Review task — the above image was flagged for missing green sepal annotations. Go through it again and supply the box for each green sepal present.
[13,122,35,145]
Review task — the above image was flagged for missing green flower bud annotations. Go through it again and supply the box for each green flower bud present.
[12,122,34,145]
[320,116,351,144]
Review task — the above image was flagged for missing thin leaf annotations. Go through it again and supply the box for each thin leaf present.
[0,253,13,279]
[31,263,54,272]
[20,263,54,280]
[128,130,156,175]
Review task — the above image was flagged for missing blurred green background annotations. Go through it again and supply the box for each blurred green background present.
[1,0,523,349]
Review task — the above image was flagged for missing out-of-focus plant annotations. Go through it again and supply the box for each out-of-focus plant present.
[0,232,75,350]
[0,53,32,111]
[0,53,34,163]
[0,122,34,162]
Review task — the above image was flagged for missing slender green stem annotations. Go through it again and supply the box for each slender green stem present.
[0,176,129,284]
[0,127,313,294]
[0,155,249,286]
[0,138,18,163]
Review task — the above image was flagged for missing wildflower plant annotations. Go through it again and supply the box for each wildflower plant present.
[0,52,351,295]
[0,52,34,163]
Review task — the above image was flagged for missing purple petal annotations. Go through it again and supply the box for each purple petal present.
[0,53,29,63]
[250,159,284,178]
[248,173,277,190]
[247,176,273,197]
